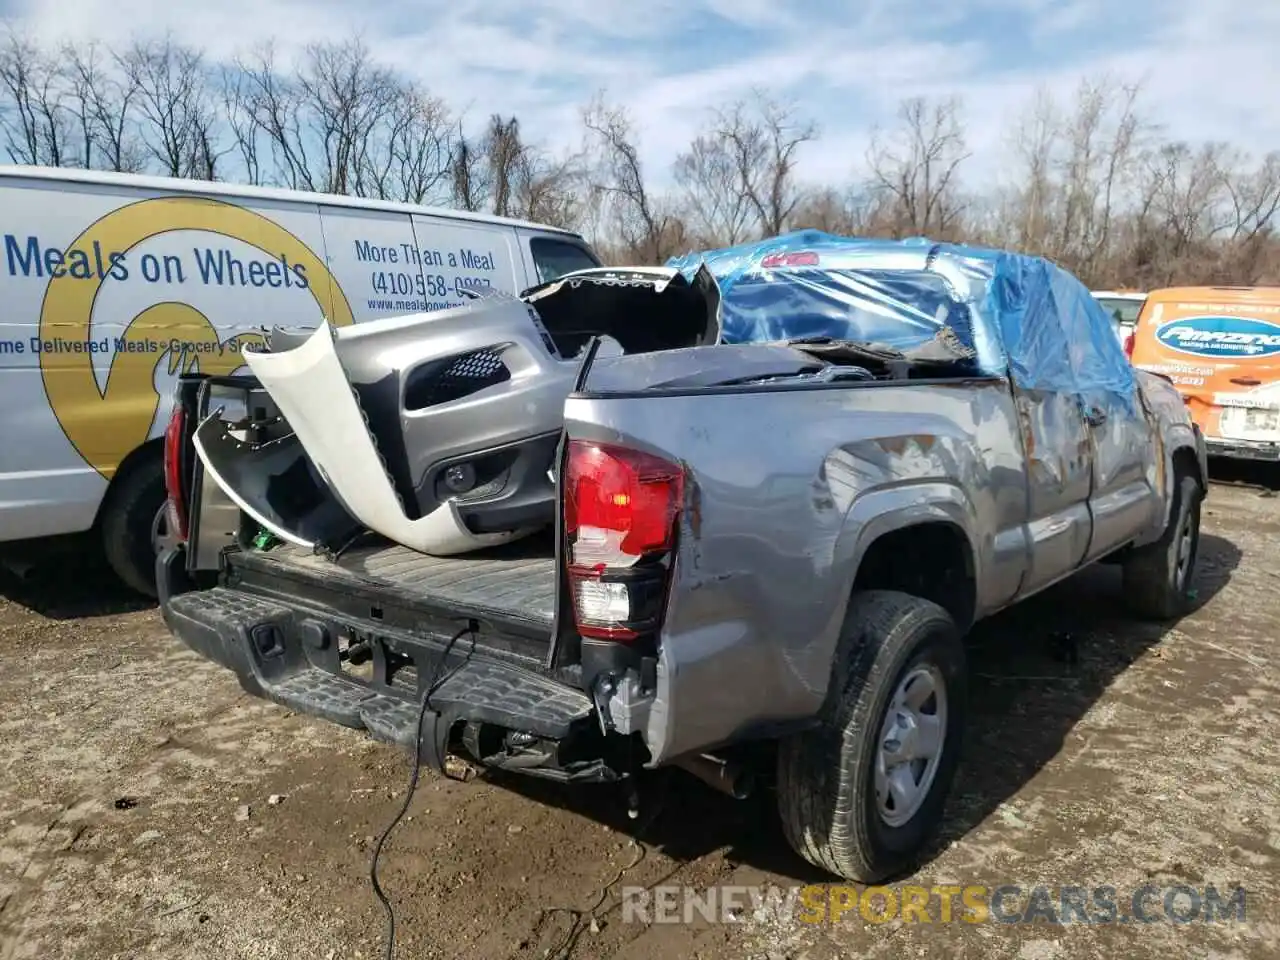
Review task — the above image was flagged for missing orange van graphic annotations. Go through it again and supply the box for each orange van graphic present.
[1127,286,1280,461]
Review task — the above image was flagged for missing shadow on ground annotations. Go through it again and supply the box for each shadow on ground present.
[1209,456,1280,491]
[487,530,1243,888]
[0,536,153,619]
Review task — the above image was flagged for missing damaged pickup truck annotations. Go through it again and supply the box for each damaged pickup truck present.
[157,232,1208,882]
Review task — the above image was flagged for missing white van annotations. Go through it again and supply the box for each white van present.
[1091,289,1147,344]
[0,166,602,595]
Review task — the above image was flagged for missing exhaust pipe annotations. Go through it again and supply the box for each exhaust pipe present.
[675,753,753,799]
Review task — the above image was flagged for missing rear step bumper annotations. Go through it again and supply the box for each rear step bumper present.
[1204,436,1280,462]
[162,583,606,780]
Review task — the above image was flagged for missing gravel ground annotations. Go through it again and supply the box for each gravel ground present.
[0,470,1277,960]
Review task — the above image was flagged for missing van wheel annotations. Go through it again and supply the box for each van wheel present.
[776,590,967,883]
[1121,470,1203,621]
[101,457,166,598]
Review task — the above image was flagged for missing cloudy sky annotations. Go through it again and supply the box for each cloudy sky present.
[3,0,1277,188]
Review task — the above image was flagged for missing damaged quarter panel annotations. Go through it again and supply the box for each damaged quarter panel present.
[564,377,1027,764]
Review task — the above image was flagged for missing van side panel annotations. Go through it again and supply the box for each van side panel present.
[314,207,526,319]
[1130,289,1280,460]
[0,177,323,539]
[315,206,426,323]
[408,214,523,303]
[0,175,525,544]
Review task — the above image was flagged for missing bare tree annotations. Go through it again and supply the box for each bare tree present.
[1053,77,1146,278]
[235,40,453,201]
[3,29,1280,284]
[722,93,816,236]
[514,149,587,229]
[1152,143,1231,253]
[1224,150,1280,242]
[0,28,72,166]
[867,96,970,238]
[1217,151,1280,282]
[297,39,400,196]
[790,186,875,236]
[235,42,316,190]
[59,43,97,169]
[221,67,263,185]
[62,40,144,172]
[381,86,453,203]
[673,132,755,246]
[582,95,683,263]
[483,115,524,217]
[1004,86,1059,251]
[996,76,1153,283]
[1123,141,1233,285]
[449,123,489,212]
[120,36,224,178]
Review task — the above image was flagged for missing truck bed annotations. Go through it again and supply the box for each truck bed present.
[228,531,559,644]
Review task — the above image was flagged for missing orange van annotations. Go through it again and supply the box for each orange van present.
[1126,286,1280,461]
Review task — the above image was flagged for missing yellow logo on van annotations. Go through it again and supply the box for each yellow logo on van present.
[38,196,354,478]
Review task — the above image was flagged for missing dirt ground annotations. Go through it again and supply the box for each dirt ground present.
[1,471,1278,960]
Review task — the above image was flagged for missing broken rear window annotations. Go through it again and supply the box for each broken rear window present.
[723,266,976,355]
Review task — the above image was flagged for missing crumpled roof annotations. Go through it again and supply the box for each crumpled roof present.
[666,230,1137,410]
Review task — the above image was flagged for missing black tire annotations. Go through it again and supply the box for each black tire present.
[776,590,967,883]
[1121,470,1203,621]
[101,456,166,598]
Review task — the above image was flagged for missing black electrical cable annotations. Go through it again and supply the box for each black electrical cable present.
[323,527,381,562]
[368,619,476,960]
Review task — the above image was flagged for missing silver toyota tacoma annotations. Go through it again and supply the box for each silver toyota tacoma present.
[156,234,1207,882]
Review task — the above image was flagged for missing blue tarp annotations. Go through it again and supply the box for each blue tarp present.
[665,230,1137,411]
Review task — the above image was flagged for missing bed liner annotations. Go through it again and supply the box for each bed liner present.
[227,532,558,640]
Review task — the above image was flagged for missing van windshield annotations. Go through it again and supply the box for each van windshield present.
[1095,297,1144,325]
[530,238,601,284]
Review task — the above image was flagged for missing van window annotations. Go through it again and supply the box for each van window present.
[1096,297,1144,325]
[530,238,600,283]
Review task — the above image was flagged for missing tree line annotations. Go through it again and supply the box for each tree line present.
[3,27,1278,288]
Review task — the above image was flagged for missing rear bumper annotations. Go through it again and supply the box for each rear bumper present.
[1205,436,1280,462]
[157,548,611,782]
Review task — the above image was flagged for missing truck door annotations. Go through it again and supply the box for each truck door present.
[1011,386,1095,596]
[1080,390,1161,560]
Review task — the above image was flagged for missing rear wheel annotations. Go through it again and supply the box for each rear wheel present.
[101,457,166,598]
[776,590,967,882]
[1121,470,1203,621]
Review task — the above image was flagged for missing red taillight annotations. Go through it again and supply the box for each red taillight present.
[163,404,188,543]
[565,442,683,565]
[1123,331,1135,359]
[564,441,683,640]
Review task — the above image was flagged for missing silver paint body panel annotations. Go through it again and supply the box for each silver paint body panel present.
[564,353,1204,763]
